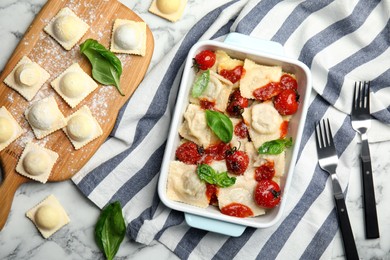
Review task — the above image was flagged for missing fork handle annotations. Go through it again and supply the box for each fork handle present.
[360,138,380,239]
[334,196,359,260]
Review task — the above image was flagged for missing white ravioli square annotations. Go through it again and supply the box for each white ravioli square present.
[218,174,266,217]
[178,104,219,147]
[44,7,89,50]
[149,0,187,23]
[0,106,24,152]
[189,70,232,112]
[26,194,70,239]
[25,96,66,139]
[63,105,103,150]
[239,59,282,99]
[16,142,58,183]
[242,101,283,149]
[3,56,50,101]
[51,63,98,108]
[167,161,209,208]
[110,19,146,56]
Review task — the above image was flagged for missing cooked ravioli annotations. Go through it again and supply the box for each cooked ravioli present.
[149,0,187,22]
[242,101,283,149]
[63,105,103,150]
[218,174,266,217]
[0,107,24,151]
[110,19,146,56]
[240,59,282,99]
[16,142,59,183]
[189,71,232,112]
[44,7,89,50]
[178,104,219,147]
[51,63,98,108]
[167,161,209,208]
[26,195,70,239]
[4,56,50,101]
[25,96,66,139]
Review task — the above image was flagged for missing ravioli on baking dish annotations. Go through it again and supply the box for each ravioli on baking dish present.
[44,7,89,50]
[110,19,146,56]
[3,56,50,101]
[166,49,301,218]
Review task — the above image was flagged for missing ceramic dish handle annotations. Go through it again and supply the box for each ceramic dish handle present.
[183,33,285,237]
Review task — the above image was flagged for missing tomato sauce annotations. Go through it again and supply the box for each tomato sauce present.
[206,184,219,205]
[220,66,246,83]
[280,120,289,138]
[200,99,216,110]
[203,142,230,161]
[221,203,254,218]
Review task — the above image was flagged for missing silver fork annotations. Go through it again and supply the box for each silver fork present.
[351,81,379,239]
[315,119,359,260]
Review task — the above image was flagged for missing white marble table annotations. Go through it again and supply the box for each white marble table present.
[1,1,389,259]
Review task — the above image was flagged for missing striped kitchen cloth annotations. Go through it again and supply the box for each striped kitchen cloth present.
[72,0,390,259]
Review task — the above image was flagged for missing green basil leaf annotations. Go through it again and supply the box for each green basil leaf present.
[80,39,124,96]
[95,201,126,260]
[214,171,236,188]
[258,137,293,155]
[205,110,233,143]
[191,70,210,98]
[197,164,236,188]
[197,164,216,184]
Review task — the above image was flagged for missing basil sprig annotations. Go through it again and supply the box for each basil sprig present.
[197,164,236,188]
[191,70,210,98]
[95,201,126,260]
[258,137,293,155]
[80,39,124,96]
[205,110,233,143]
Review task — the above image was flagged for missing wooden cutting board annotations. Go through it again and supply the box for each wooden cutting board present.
[0,0,154,230]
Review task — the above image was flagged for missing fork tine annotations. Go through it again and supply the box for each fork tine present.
[353,82,357,109]
[365,81,370,110]
[357,81,363,108]
[326,118,334,147]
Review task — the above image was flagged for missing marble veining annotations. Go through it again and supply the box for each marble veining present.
[0,0,389,260]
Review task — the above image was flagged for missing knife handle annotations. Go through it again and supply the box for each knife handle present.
[334,196,359,260]
[361,139,379,239]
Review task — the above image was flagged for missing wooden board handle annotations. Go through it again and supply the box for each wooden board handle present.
[0,161,29,231]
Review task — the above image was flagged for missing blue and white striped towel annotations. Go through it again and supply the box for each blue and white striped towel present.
[72,0,390,259]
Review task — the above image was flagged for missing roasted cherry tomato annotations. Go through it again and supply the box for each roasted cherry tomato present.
[175,141,203,164]
[220,65,245,83]
[226,89,249,117]
[193,50,216,70]
[253,82,282,101]
[280,74,298,90]
[203,142,230,161]
[254,179,281,209]
[255,161,275,181]
[221,202,254,218]
[273,89,299,115]
[234,121,249,139]
[225,149,249,175]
